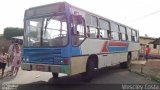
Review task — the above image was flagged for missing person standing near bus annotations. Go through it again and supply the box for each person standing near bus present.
[145,45,151,61]
[0,48,9,79]
[10,43,21,76]
[8,40,15,66]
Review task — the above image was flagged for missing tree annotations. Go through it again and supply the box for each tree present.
[3,27,23,40]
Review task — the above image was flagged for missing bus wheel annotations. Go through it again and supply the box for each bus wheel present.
[52,72,59,79]
[120,54,131,68]
[81,60,95,82]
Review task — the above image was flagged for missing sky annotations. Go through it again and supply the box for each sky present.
[0,0,160,37]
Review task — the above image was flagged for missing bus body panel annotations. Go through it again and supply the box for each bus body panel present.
[80,39,130,55]
[69,38,140,74]
[70,56,88,75]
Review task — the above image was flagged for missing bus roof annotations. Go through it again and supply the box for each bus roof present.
[26,2,64,11]
[66,2,139,32]
[25,1,139,32]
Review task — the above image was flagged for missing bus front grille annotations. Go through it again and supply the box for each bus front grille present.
[22,48,61,64]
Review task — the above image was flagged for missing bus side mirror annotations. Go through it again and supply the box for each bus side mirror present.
[75,15,83,24]
[71,15,83,24]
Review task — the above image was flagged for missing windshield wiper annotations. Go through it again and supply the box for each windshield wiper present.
[44,16,55,32]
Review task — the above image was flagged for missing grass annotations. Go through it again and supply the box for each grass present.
[130,70,160,84]
[150,76,160,83]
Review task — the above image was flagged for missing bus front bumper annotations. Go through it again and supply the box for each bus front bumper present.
[21,63,70,74]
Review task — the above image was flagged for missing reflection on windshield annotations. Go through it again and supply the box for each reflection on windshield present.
[43,15,67,46]
[25,14,68,47]
[25,18,42,47]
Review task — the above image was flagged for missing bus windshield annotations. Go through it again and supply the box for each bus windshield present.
[24,14,68,47]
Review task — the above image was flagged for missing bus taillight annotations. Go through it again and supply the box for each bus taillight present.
[63,59,69,64]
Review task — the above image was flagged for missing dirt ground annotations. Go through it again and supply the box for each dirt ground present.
[145,60,160,68]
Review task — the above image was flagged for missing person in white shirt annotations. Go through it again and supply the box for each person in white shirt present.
[10,43,21,76]
[8,40,15,65]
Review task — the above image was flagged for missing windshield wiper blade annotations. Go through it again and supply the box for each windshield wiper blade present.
[44,16,55,32]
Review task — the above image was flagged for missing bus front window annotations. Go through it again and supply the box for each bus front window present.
[24,14,68,47]
[25,18,43,47]
[43,15,67,47]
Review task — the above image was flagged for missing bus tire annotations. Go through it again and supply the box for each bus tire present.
[81,60,95,82]
[120,54,131,68]
[52,72,59,79]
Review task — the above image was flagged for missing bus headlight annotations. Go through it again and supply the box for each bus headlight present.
[23,58,26,62]
[54,57,69,64]
[26,58,29,62]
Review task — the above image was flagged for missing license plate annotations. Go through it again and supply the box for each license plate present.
[36,65,45,71]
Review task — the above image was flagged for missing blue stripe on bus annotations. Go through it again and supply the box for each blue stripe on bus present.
[108,43,129,53]
[71,47,81,56]
[108,47,128,53]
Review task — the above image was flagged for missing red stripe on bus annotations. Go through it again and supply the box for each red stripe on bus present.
[101,41,108,53]
[109,41,126,46]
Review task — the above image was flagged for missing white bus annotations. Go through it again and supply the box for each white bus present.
[22,2,140,82]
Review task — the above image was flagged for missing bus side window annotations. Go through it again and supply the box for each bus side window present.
[131,30,136,42]
[87,26,98,38]
[126,28,132,41]
[119,26,126,41]
[99,19,110,39]
[111,32,119,40]
[110,22,119,40]
[99,29,108,39]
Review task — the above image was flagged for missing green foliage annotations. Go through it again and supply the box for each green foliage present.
[3,27,23,40]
